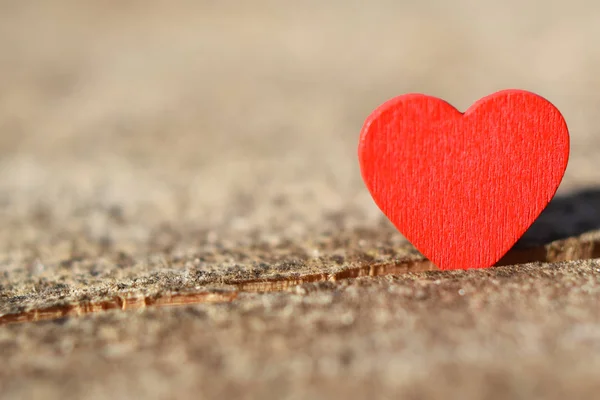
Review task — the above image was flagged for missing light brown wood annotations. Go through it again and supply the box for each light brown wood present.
[3,3,600,400]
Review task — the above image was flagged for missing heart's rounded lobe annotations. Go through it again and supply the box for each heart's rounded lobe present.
[358,90,569,270]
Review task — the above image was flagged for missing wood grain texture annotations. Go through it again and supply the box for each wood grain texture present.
[3,3,600,399]
[359,90,570,270]
[2,232,599,325]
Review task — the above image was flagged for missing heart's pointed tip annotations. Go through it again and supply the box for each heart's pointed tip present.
[436,263,496,271]
[429,256,497,271]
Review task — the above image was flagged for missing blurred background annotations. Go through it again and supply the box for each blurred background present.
[1,0,600,260]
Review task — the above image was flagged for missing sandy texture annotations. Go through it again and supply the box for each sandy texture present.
[2,261,600,400]
[1,1,600,399]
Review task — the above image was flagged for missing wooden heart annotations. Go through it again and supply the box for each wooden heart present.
[358,90,570,270]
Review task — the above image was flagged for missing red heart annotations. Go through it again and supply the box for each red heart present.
[358,90,569,270]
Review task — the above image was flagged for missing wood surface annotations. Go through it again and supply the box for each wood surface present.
[2,2,600,400]
[359,90,569,270]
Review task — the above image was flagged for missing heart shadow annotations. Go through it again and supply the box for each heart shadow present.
[498,187,600,265]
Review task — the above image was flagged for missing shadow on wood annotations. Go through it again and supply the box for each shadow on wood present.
[497,188,600,265]
[518,187,600,246]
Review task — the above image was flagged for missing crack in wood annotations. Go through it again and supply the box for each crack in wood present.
[0,292,238,325]
[229,258,436,292]
[1,236,599,325]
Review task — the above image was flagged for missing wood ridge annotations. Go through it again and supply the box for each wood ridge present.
[1,235,599,325]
